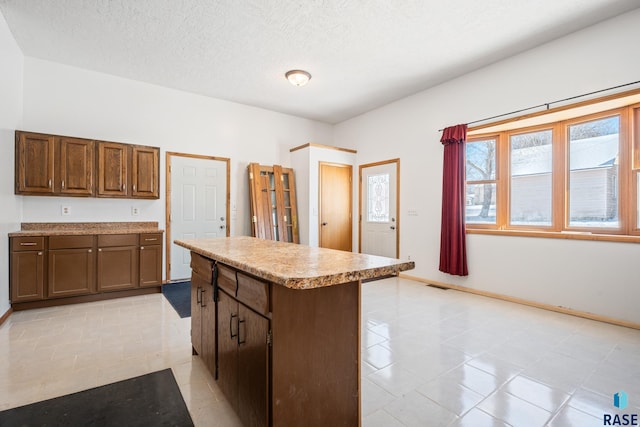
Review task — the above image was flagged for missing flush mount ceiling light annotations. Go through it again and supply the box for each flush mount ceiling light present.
[285,69,311,87]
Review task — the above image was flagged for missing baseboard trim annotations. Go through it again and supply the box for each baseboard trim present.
[11,287,161,311]
[399,273,640,330]
[0,307,13,327]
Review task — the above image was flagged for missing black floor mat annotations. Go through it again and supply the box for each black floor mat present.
[162,281,191,318]
[0,369,194,427]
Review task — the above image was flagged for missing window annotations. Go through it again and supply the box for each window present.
[465,138,497,225]
[568,116,620,228]
[465,93,640,241]
[367,173,390,222]
[510,129,553,226]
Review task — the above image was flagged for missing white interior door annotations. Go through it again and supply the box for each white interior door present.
[360,161,398,258]
[170,155,227,281]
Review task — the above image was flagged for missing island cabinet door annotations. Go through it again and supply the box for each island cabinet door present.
[237,304,269,427]
[191,279,203,355]
[217,290,239,409]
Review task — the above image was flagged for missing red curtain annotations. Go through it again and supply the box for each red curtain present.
[439,124,468,276]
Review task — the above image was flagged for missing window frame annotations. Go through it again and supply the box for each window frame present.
[465,100,640,242]
[465,135,502,229]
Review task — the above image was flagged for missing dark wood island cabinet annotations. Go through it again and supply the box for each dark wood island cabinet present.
[175,236,414,427]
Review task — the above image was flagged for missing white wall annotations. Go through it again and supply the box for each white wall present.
[0,10,23,316]
[291,145,356,247]
[334,8,640,324]
[21,58,334,280]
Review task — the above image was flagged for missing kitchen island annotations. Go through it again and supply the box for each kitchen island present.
[174,236,414,427]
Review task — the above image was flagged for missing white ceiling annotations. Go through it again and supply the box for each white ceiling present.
[1,1,639,124]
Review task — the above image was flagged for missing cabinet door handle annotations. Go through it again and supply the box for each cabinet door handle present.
[48,179,52,188]
[230,313,238,339]
[38,252,43,256]
[140,246,144,250]
[98,248,102,252]
[133,184,136,192]
[61,180,65,189]
[121,183,125,191]
[238,319,246,345]
[200,289,206,307]
[196,287,202,304]
[88,249,92,253]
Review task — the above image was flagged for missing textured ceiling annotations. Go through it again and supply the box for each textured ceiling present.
[1,0,639,124]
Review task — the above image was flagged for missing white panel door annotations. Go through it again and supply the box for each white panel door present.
[170,155,227,280]
[360,161,398,258]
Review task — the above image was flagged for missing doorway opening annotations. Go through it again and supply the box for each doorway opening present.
[165,152,230,281]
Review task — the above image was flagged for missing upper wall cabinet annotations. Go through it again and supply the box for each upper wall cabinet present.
[15,132,56,194]
[16,131,159,199]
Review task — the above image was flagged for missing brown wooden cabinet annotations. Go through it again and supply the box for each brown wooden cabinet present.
[15,132,55,194]
[97,142,159,199]
[132,146,159,198]
[97,141,129,197]
[216,265,270,427]
[97,234,139,292]
[9,230,163,308]
[15,132,94,196]
[15,131,159,199]
[48,235,96,298]
[10,237,45,302]
[58,137,94,196]
[139,233,162,286]
[190,252,217,377]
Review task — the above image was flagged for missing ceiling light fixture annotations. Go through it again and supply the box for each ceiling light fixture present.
[285,69,311,87]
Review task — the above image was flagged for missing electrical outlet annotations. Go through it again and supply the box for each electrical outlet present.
[408,209,418,216]
[131,206,140,216]
[61,206,71,216]
[408,255,411,261]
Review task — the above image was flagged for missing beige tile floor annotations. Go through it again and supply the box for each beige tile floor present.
[1,276,639,426]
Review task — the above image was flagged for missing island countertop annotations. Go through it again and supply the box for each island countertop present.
[174,236,415,290]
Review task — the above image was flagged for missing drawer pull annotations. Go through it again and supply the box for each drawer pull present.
[144,238,158,241]
[20,242,38,246]
[38,252,43,256]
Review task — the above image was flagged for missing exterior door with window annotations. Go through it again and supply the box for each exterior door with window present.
[360,160,398,258]
[168,154,229,281]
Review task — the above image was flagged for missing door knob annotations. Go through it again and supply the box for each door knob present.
[390,226,396,230]
[220,217,225,221]
[322,222,328,226]
[219,225,225,230]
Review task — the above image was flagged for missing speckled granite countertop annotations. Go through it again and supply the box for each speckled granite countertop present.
[175,236,415,290]
[9,222,163,237]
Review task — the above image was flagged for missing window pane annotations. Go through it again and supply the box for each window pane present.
[637,172,640,229]
[466,139,496,181]
[466,183,496,224]
[367,173,389,222]
[510,130,553,226]
[568,116,619,228]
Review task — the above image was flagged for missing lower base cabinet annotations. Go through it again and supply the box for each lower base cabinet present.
[10,244,45,302]
[9,232,163,309]
[217,289,269,427]
[48,236,96,298]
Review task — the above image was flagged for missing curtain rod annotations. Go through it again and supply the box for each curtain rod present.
[438,80,640,132]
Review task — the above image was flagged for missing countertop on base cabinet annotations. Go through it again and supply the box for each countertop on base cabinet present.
[175,236,414,427]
